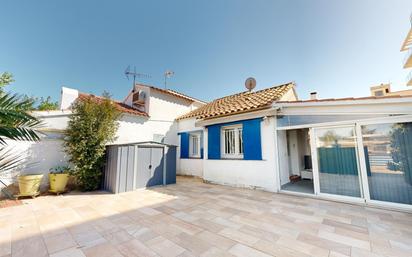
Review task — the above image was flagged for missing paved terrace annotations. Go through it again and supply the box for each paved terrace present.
[0,177,411,257]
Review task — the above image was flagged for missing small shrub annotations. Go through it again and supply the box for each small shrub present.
[64,96,120,191]
[49,165,70,174]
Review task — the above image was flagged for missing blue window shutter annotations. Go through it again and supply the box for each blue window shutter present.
[179,132,189,158]
[242,118,262,160]
[200,131,204,159]
[207,125,221,159]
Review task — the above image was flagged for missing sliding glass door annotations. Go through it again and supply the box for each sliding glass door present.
[277,116,412,208]
[314,126,362,198]
[361,122,412,205]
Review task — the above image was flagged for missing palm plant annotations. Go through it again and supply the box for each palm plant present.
[0,93,41,196]
[0,93,41,145]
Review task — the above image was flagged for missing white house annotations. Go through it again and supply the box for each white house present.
[0,83,205,190]
[3,79,412,211]
[176,82,412,211]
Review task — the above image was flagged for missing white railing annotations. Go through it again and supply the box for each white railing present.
[407,70,412,86]
[410,12,412,26]
[404,47,412,67]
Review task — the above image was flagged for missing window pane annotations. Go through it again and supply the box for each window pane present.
[190,134,199,157]
[362,122,412,205]
[224,128,237,154]
[316,127,361,197]
[193,136,198,156]
[238,128,243,154]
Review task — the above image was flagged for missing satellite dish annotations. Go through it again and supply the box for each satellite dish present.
[245,77,256,92]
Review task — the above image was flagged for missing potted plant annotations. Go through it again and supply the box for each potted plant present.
[49,166,70,194]
[17,174,44,198]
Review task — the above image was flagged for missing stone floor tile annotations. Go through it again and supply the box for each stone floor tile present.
[11,235,48,257]
[50,247,87,257]
[351,247,385,257]
[318,230,371,250]
[43,230,77,254]
[82,242,123,257]
[145,236,186,257]
[253,239,312,257]
[228,243,272,257]
[218,227,260,246]
[297,232,351,256]
[170,232,211,255]
[103,229,133,245]
[200,247,236,257]
[195,230,237,250]
[328,251,349,257]
[276,235,329,257]
[1,177,410,257]
[116,239,159,257]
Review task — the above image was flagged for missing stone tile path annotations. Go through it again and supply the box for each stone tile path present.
[0,176,411,257]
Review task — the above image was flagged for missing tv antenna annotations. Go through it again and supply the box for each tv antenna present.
[124,66,151,88]
[164,70,174,89]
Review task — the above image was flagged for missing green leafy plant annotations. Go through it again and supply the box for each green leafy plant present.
[64,95,120,191]
[49,165,70,174]
[37,96,59,111]
[0,72,14,93]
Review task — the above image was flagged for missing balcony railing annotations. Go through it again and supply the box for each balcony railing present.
[404,47,412,68]
[410,12,412,26]
[407,70,412,86]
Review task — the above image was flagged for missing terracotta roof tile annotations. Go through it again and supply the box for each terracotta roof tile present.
[177,82,294,120]
[78,93,149,117]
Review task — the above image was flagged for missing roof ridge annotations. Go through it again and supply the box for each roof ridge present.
[78,92,148,117]
[176,82,294,120]
[133,83,207,104]
[211,81,294,101]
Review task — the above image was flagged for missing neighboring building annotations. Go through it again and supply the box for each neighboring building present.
[60,84,205,145]
[176,82,412,211]
[370,83,412,97]
[1,84,205,190]
[368,14,412,97]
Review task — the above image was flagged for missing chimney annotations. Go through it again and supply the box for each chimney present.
[310,92,317,100]
[60,86,79,110]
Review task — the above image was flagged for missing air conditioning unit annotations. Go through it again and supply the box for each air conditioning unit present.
[132,90,146,106]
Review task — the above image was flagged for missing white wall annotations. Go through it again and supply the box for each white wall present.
[114,115,178,145]
[176,118,204,177]
[202,117,278,192]
[149,90,196,121]
[277,130,290,185]
[1,132,69,191]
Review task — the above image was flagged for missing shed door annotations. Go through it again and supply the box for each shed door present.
[147,147,164,187]
[136,147,164,189]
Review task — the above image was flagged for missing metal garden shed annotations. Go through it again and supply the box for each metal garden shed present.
[103,141,176,193]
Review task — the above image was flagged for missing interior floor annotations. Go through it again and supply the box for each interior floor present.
[281,179,314,194]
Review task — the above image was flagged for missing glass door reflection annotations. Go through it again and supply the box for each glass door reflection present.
[315,126,362,198]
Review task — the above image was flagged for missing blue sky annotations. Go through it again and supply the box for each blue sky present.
[1,0,411,103]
